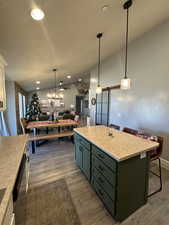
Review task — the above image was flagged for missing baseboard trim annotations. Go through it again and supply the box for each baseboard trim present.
[159,158,169,171]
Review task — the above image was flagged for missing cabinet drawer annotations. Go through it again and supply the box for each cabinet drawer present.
[92,156,116,187]
[75,134,90,150]
[93,168,116,201]
[92,145,116,172]
[92,179,115,216]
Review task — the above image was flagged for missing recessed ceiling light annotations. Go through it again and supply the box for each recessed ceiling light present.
[36,81,40,84]
[59,81,63,86]
[67,75,71,79]
[101,5,109,12]
[31,8,45,21]
[36,87,40,90]
[78,78,82,82]
[59,88,64,91]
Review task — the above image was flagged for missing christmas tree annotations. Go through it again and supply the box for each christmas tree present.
[26,93,41,121]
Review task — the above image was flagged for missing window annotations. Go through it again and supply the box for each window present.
[18,92,26,118]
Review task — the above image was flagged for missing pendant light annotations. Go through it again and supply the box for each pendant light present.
[96,33,103,94]
[47,69,63,100]
[121,0,132,90]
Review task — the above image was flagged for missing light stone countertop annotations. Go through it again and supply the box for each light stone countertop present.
[74,126,159,161]
[0,135,28,225]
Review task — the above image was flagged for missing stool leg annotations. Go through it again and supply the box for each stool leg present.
[71,135,74,143]
[32,141,35,154]
[148,158,162,197]
[158,158,162,192]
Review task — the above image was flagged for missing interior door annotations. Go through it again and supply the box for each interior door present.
[96,89,110,126]
[76,96,83,114]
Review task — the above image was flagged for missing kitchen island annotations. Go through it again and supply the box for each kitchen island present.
[0,135,28,225]
[74,126,159,221]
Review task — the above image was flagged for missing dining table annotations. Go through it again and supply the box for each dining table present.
[27,119,78,132]
[26,120,78,152]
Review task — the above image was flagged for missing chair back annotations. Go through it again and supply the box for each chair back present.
[109,124,120,130]
[74,115,80,122]
[156,136,163,157]
[20,118,27,134]
[63,114,74,120]
[123,127,138,136]
[150,136,163,159]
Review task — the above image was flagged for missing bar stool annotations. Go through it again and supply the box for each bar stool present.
[123,127,138,136]
[109,124,120,130]
[148,136,163,197]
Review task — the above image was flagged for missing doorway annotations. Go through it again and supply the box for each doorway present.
[76,96,83,115]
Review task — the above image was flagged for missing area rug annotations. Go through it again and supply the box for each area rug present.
[26,179,81,225]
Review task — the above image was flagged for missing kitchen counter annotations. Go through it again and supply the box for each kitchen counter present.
[0,135,28,225]
[74,126,159,221]
[74,125,159,161]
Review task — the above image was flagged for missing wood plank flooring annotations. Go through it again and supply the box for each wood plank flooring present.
[27,139,169,225]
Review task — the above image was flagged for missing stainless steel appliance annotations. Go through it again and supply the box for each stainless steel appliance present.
[13,152,29,225]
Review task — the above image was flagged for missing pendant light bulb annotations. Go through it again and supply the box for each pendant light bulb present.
[121,78,131,90]
[96,85,102,94]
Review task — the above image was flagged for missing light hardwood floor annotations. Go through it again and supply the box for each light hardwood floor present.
[27,139,169,225]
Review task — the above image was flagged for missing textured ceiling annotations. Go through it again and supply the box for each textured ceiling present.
[0,0,169,91]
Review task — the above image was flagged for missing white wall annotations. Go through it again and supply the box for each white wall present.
[90,20,169,160]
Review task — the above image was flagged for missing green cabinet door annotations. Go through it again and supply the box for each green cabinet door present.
[82,147,91,181]
[75,143,83,169]
[75,142,91,181]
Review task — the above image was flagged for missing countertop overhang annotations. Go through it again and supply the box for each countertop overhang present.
[0,135,28,225]
[74,126,159,162]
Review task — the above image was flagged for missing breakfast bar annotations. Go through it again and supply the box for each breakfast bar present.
[74,126,159,221]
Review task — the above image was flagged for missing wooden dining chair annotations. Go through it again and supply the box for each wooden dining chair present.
[148,136,163,197]
[123,127,138,136]
[109,124,120,130]
[20,118,28,134]
[74,115,80,123]
[20,118,37,154]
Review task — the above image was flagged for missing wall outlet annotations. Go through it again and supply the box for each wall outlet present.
[140,152,146,159]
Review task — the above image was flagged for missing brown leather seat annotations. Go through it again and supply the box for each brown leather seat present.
[109,124,120,130]
[123,127,138,135]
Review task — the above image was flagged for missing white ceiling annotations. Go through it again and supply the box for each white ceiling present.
[0,0,169,91]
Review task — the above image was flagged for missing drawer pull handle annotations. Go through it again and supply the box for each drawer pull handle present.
[98,165,104,171]
[98,189,104,196]
[98,154,104,159]
[99,177,104,184]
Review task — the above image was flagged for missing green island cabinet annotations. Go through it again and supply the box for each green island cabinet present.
[74,133,150,222]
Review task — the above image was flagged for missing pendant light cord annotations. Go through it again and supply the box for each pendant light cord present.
[97,33,103,87]
[98,36,101,86]
[125,8,129,79]
[55,71,56,96]
[53,68,57,98]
